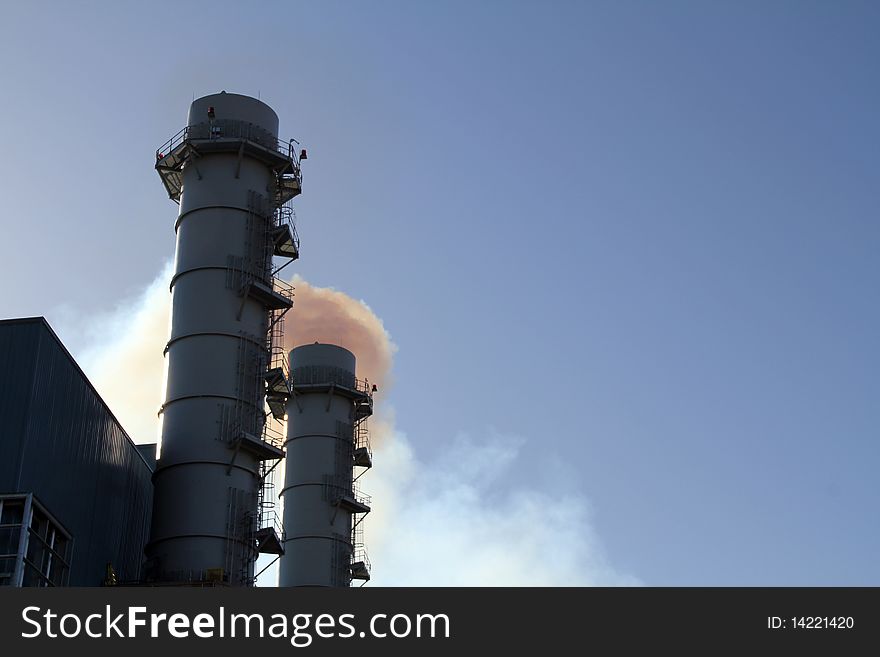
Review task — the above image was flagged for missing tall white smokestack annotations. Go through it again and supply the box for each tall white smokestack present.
[279,343,375,586]
[146,92,301,585]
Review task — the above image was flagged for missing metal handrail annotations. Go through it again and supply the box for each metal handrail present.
[353,378,375,397]
[273,276,295,300]
[354,417,371,454]
[257,459,285,539]
[267,313,289,380]
[155,126,188,160]
[276,203,301,253]
[352,481,372,509]
[351,521,371,573]
[156,120,303,174]
[351,547,371,570]
[262,422,285,450]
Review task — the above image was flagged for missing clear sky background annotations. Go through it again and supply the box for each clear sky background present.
[1,1,878,585]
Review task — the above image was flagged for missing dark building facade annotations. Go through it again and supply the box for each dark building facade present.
[0,317,153,586]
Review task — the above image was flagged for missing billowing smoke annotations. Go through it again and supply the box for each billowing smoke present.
[65,269,638,586]
[71,270,395,446]
[366,431,640,585]
[284,276,395,394]
[75,262,174,445]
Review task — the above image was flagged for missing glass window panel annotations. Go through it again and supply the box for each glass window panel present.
[41,545,51,572]
[26,533,46,567]
[15,504,72,587]
[0,527,20,555]
[49,561,67,587]
[22,563,46,587]
[0,500,24,525]
[52,535,69,562]
[30,509,49,539]
[0,557,16,586]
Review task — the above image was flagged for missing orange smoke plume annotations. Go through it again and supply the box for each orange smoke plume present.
[284,276,396,391]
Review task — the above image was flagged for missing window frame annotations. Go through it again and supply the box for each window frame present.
[0,494,73,587]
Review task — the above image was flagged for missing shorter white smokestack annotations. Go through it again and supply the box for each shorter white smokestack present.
[279,343,374,586]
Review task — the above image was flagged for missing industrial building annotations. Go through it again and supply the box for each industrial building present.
[0,317,154,586]
[0,93,374,587]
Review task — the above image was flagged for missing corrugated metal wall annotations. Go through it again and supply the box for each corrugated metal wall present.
[0,318,153,585]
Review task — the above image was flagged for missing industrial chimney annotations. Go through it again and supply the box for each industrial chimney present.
[279,343,374,587]
[147,92,301,585]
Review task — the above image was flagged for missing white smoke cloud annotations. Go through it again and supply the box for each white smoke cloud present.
[61,268,639,586]
[368,429,639,586]
[74,262,174,445]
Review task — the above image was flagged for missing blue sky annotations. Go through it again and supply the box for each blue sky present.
[1,1,878,584]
